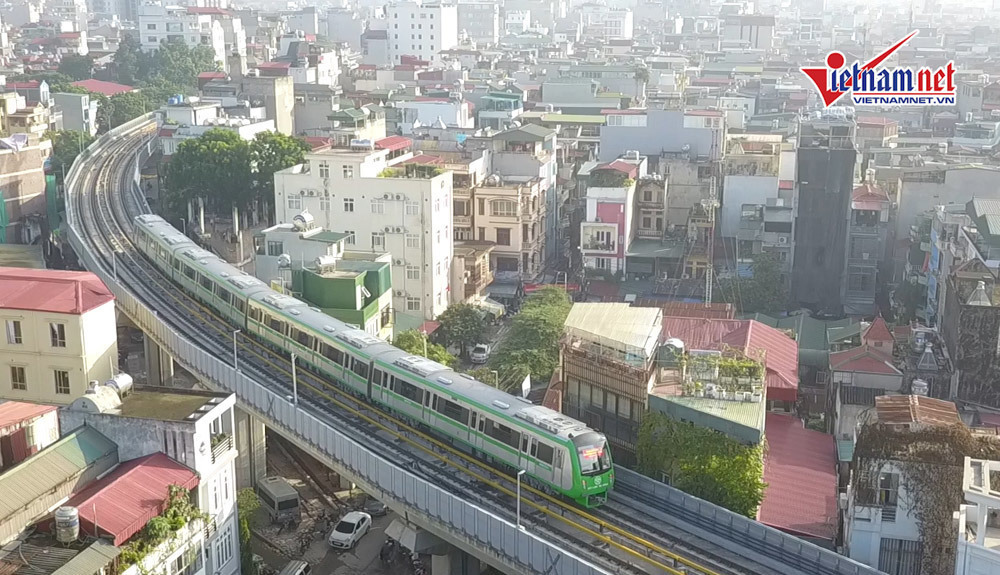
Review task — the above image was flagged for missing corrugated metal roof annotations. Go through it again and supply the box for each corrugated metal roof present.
[875,395,961,426]
[563,303,661,359]
[971,197,1000,217]
[49,539,121,575]
[0,402,57,434]
[0,268,114,315]
[57,453,199,546]
[0,426,118,519]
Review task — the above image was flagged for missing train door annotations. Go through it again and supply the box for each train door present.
[520,434,530,473]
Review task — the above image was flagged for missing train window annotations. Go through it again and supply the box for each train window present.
[351,359,369,379]
[268,315,285,334]
[396,379,423,403]
[470,412,478,429]
[530,439,537,458]
[486,420,519,449]
[248,307,262,322]
[372,369,385,387]
[424,391,431,408]
[436,398,466,423]
[521,435,529,453]
[172,257,181,271]
[235,298,246,314]
[292,328,312,348]
[477,416,485,433]
[198,275,213,291]
[183,265,197,281]
[320,343,342,365]
[387,375,395,391]
[537,443,554,465]
[553,448,563,469]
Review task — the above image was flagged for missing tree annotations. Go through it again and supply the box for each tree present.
[636,412,766,518]
[633,65,650,102]
[435,303,487,357]
[393,330,456,367]
[165,129,254,217]
[236,488,260,575]
[46,130,95,180]
[113,33,143,85]
[107,92,150,129]
[488,286,571,391]
[464,367,499,386]
[58,55,94,81]
[716,252,788,314]
[250,131,311,216]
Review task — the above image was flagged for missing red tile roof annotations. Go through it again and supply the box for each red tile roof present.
[6,81,40,89]
[857,115,896,126]
[661,318,798,401]
[875,395,961,426]
[0,268,114,315]
[302,136,333,151]
[829,345,902,375]
[53,453,199,545]
[863,316,894,343]
[595,159,639,178]
[635,300,736,320]
[186,6,230,14]
[256,61,291,69]
[851,182,890,211]
[0,402,57,434]
[778,180,794,190]
[197,71,226,80]
[375,135,413,152]
[760,413,838,541]
[72,79,135,96]
[402,154,444,165]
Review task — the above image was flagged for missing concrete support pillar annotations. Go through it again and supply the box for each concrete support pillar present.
[159,346,175,385]
[198,197,206,236]
[234,407,267,489]
[977,503,988,545]
[144,335,162,387]
[431,547,479,575]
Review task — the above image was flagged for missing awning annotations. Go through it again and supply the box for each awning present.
[418,321,440,336]
[385,519,443,553]
[477,298,505,317]
[486,282,521,298]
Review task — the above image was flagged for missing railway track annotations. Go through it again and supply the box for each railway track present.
[72,123,775,575]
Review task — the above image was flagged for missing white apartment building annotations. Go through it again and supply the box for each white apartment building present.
[578,4,633,41]
[504,10,530,36]
[0,268,117,406]
[386,0,458,65]
[396,99,473,134]
[955,457,1000,574]
[138,3,226,69]
[455,1,498,47]
[43,0,88,33]
[61,385,241,575]
[273,146,454,322]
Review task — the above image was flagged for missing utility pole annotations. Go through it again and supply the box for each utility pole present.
[702,175,719,304]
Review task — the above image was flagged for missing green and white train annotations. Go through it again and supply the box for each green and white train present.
[133,214,614,507]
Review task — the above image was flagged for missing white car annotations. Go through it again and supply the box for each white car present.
[328,511,372,550]
[470,344,490,364]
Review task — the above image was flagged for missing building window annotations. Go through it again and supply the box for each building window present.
[50,323,66,348]
[345,231,356,245]
[172,544,203,575]
[5,320,22,344]
[478,227,486,241]
[406,233,420,248]
[343,165,354,178]
[406,265,420,279]
[371,200,385,214]
[10,366,26,391]
[147,23,156,30]
[372,232,385,249]
[320,196,330,211]
[405,201,419,215]
[344,198,355,212]
[216,525,234,568]
[287,195,302,210]
[596,257,611,270]
[491,199,517,217]
[266,241,283,256]
[406,297,421,311]
[54,370,70,394]
[496,228,511,246]
[318,161,330,178]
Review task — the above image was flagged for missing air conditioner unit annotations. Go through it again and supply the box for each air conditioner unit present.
[778,236,788,244]
[395,290,405,297]
[394,226,405,233]
[394,259,404,265]
[384,226,393,233]
[395,194,405,200]
[383,193,391,199]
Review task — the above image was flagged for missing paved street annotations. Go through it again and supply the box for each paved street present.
[253,513,399,575]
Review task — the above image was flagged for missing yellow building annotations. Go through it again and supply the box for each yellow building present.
[0,267,117,405]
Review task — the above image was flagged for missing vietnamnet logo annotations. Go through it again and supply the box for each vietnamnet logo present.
[801,31,956,107]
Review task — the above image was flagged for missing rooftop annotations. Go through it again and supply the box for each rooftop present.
[635,300,736,320]
[0,267,114,315]
[648,391,766,444]
[875,394,961,426]
[563,303,662,360]
[830,345,902,376]
[51,453,199,545]
[118,388,229,422]
[70,79,134,97]
[759,413,838,541]
[0,402,57,433]
[0,245,45,269]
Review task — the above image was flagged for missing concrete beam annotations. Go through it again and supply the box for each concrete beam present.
[234,407,267,489]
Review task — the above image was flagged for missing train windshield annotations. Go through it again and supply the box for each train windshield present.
[573,432,611,476]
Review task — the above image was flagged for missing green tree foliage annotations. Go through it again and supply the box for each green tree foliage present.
[435,303,486,356]
[112,33,218,106]
[250,131,311,213]
[164,130,310,217]
[488,287,571,391]
[237,488,260,575]
[463,367,499,386]
[894,280,925,324]
[106,92,150,129]
[46,130,95,180]
[716,252,789,314]
[57,55,94,80]
[165,129,253,216]
[393,330,456,367]
[637,412,766,518]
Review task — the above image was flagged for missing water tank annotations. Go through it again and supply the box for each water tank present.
[105,373,134,397]
[85,380,101,394]
[911,379,929,397]
[54,507,80,543]
[314,255,338,269]
[292,211,315,230]
[168,97,178,105]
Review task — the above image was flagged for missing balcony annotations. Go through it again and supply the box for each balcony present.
[454,215,472,227]
[850,224,883,236]
[454,186,472,197]
[848,254,878,267]
[582,241,616,252]
[211,433,233,464]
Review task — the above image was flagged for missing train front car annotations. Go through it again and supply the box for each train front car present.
[571,430,614,507]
